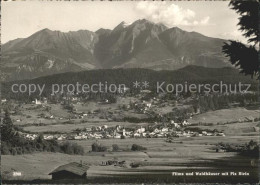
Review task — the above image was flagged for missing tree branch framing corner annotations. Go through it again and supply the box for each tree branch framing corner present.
[222,0,259,79]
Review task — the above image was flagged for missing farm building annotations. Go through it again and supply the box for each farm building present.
[101,160,126,166]
[49,162,89,180]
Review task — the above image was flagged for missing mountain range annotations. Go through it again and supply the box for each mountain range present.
[1,19,231,81]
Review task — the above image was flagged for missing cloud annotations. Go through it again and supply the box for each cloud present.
[221,30,242,38]
[135,2,211,26]
[220,30,247,43]
[200,16,210,25]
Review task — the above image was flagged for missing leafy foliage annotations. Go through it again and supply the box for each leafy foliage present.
[229,0,259,44]
[223,41,258,78]
[222,0,259,78]
[1,111,14,142]
[112,144,120,151]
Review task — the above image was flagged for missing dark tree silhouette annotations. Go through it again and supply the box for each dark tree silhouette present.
[1,110,15,142]
[222,0,259,78]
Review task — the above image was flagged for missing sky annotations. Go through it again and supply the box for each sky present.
[1,1,247,44]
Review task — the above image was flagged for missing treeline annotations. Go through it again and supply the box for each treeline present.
[1,136,84,155]
[164,93,258,123]
[52,92,118,104]
[165,108,193,123]
[1,111,84,155]
[91,142,147,152]
[123,116,158,123]
[195,93,258,113]
[217,140,259,158]
[2,66,257,100]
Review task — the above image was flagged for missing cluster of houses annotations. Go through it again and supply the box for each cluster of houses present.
[1,99,7,103]
[21,133,67,141]
[101,160,126,167]
[21,120,225,141]
[32,98,48,105]
[131,100,153,114]
[5,93,225,142]
[23,133,38,140]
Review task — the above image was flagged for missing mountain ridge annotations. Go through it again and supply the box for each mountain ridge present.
[1,19,231,81]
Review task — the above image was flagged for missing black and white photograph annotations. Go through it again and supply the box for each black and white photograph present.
[0,0,259,184]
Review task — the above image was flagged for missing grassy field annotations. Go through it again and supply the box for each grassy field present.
[12,97,149,130]
[188,107,260,124]
[2,135,258,182]
[186,108,259,137]
[3,104,259,183]
[188,121,259,136]
[12,104,71,126]
[72,136,259,155]
[0,142,223,181]
[22,121,150,133]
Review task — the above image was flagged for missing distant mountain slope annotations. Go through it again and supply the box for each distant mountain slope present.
[159,28,228,68]
[1,29,100,81]
[2,19,231,81]
[94,19,170,68]
[3,29,99,64]
[2,66,257,99]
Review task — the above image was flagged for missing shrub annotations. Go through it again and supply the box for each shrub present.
[112,144,119,151]
[131,144,147,151]
[1,142,11,155]
[121,135,126,139]
[92,142,107,152]
[60,142,84,155]
[217,140,259,158]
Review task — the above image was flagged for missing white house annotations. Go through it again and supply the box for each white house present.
[137,127,145,133]
[85,127,92,132]
[146,103,152,108]
[116,125,121,131]
[118,86,130,93]
[217,132,225,137]
[44,135,54,140]
[172,122,180,128]
[96,126,102,131]
[162,128,169,132]
[57,135,66,140]
[35,99,42,105]
[113,133,121,139]
[182,120,190,126]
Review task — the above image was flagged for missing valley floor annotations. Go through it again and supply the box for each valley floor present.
[2,135,259,183]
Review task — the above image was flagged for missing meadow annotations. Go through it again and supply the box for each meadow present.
[2,135,258,182]
[188,107,260,124]
[2,103,259,183]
